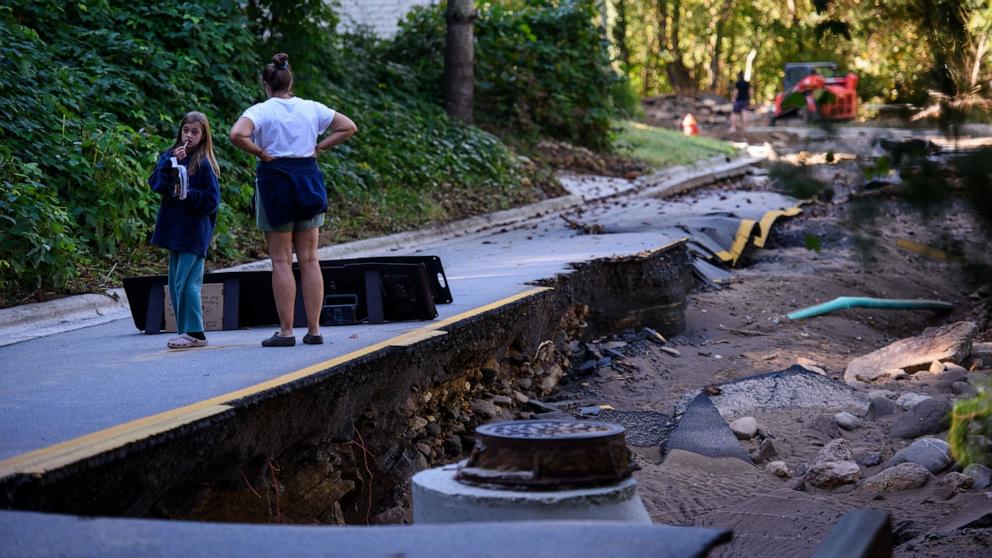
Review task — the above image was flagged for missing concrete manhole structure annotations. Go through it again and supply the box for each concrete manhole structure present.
[413,420,650,524]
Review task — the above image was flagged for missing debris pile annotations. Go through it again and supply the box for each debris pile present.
[642,94,733,131]
[533,140,648,178]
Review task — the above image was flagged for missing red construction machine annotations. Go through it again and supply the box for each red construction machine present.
[772,62,858,122]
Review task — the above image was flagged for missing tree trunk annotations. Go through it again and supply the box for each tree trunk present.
[443,0,475,123]
[971,33,988,91]
[642,30,654,96]
[670,0,682,55]
[709,0,735,91]
[613,0,631,74]
[665,0,695,93]
[657,0,668,50]
[727,33,740,96]
[599,0,609,37]
[786,0,802,51]
[649,0,667,95]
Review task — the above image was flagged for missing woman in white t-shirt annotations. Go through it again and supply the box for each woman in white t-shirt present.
[230,53,357,348]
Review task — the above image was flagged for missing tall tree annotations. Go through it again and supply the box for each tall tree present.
[709,0,735,91]
[665,0,695,92]
[613,0,631,74]
[444,0,476,122]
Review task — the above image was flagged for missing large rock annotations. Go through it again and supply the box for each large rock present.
[844,321,978,384]
[855,450,883,468]
[862,462,930,492]
[729,416,758,440]
[972,341,992,363]
[951,381,978,397]
[752,438,779,463]
[868,397,897,418]
[934,367,968,389]
[890,397,951,439]
[767,461,791,478]
[834,411,861,430]
[941,472,975,491]
[963,463,992,489]
[896,392,932,410]
[886,438,953,474]
[805,460,862,489]
[538,364,564,394]
[816,439,854,463]
[469,399,499,419]
[811,414,841,438]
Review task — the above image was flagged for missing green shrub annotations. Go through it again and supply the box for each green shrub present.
[0,159,81,291]
[949,382,992,466]
[62,120,160,257]
[0,1,259,291]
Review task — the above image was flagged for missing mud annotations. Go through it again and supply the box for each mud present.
[549,142,992,557]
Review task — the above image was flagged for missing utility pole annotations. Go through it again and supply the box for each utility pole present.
[444,0,476,123]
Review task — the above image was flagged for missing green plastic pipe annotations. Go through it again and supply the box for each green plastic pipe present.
[787,296,953,321]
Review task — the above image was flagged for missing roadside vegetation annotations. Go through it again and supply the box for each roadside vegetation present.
[614,120,736,168]
[4,0,989,310]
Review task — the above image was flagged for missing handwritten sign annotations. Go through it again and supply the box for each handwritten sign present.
[163,283,224,332]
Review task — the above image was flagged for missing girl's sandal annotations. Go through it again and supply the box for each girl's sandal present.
[167,334,208,349]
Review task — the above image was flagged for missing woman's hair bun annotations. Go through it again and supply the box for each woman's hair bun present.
[272,53,289,66]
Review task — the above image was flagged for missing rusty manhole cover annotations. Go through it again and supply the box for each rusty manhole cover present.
[455,420,636,490]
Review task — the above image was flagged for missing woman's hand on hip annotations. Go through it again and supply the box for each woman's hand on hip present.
[258,150,275,163]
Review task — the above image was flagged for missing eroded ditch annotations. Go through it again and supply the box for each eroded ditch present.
[0,241,696,525]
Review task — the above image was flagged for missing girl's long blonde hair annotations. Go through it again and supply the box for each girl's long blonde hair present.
[173,111,220,177]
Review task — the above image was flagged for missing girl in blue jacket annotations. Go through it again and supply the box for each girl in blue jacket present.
[148,111,221,349]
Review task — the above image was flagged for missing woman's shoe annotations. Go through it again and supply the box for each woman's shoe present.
[261,332,296,347]
[302,333,323,345]
[167,334,208,349]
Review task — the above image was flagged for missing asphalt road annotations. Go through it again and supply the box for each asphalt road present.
[0,159,797,464]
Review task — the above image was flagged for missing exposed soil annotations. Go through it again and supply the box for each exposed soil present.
[545,135,992,557]
[532,139,650,179]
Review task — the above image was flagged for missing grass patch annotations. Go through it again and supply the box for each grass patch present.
[614,120,737,168]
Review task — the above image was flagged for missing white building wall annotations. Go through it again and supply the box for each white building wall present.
[336,0,438,37]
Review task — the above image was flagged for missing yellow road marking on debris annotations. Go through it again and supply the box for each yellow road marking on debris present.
[0,286,552,478]
[715,218,757,265]
[895,238,963,262]
[754,207,803,248]
[712,208,801,264]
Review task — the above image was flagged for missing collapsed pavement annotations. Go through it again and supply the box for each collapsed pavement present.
[0,242,698,523]
[544,132,992,557]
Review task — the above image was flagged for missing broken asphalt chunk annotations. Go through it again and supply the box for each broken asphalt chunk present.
[663,394,752,463]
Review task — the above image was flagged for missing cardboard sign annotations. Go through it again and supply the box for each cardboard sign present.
[163,283,224,332]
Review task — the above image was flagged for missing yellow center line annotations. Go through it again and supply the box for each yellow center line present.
[0,286,552,478]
